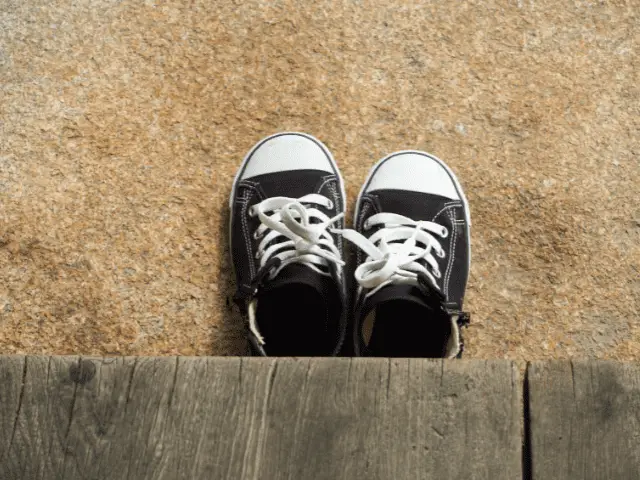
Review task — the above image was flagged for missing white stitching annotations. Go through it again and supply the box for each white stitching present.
[238,183,265,277]
[238,181,263,198]
[325,181,343,253]
[356,201,373,265]
[359,196,380,227]
[443,210,457,300]
[315,176,343,253]
[239,189,256,279]
[239,194,255,278]
[316,175,336,194]
[431,202,462,222]
[358,202,371,230]
[444,211,457,300]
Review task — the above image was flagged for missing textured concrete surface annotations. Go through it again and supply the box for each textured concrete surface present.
[1,0,638,359]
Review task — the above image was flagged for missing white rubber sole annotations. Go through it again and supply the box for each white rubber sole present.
[353,150,471,269]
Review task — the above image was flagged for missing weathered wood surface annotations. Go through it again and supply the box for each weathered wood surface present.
[528,361,640,480]
[0,357,521,480]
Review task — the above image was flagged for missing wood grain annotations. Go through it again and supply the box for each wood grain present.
[0,356,521,480]
[0,356,26,467]
[527,361,640,480]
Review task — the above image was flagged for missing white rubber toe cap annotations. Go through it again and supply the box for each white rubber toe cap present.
[364,151,461,200]
[240,133,335,180]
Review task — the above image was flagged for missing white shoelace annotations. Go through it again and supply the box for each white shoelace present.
[336,212,448,297]
[247,194,344,346]
[249,194,345,280]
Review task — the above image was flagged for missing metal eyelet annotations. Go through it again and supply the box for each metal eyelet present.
[438,249,446,258]
[253,230,262,240]
[326,200,334,209]
[248,206,257,217]
[441,227,448,238]
[434,270,442,279]
[255,250,262,259]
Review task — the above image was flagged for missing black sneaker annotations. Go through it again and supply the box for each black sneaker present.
[340,150,471,358]
[229,132,347,356]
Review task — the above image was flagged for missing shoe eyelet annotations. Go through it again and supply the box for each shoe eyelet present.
[434,270,442,279]
[441,227,448,238]
[255,250,262,259]
[363,221,370,230]
[438,249,446,258]
[253,230,262,240]
[326,200,334,209]
[248,206,257,217]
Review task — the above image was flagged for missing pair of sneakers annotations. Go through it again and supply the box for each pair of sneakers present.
[230,132,471,358]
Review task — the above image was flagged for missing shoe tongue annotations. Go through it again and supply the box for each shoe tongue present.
[259,263,336,298]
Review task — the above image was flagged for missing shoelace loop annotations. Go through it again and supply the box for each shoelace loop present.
[335,212,447,295]
[250,194,345,280]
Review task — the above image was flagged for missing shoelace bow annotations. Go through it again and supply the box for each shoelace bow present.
[334,212,448,296]
[234,203,470,350]
[249,194,345,280]
[338,212,471,359]
[236,194,344,346]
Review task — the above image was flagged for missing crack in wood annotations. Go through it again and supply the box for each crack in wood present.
[167,357,180,408]
[7,357,27,454]
[237,357,244,386]
[124,358,138,406]
[265,359,278,408]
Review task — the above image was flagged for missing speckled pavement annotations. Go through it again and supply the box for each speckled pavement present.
[1,0,638,359]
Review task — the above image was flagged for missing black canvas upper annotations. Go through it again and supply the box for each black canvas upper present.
[230,168,347,356]
[352,187,470,357]
[355,189,469,312]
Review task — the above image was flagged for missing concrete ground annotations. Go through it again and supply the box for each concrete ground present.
[1,0,638,360]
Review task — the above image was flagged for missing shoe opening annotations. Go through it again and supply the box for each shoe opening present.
[256,282,341,356]
[362,298,456,358]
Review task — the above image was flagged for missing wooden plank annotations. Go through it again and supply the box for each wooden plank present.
[528,361,640,480]
[0,357,521,480]
[0,356,92,479]
[0,356,26,464]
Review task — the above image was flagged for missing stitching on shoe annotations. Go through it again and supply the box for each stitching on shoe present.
[368,193,383,214]
[239,189,256,279]
[431,202,462,222]
[358,202,370,230]
[238,180,260,188]
[316,175,337,194]
[315,175,343,253]
[327,181,344,253]
[356,201,373,266]
[443,210,457,300]
[238,181,265,200]
[239,193,254,278]
[360,195,380,222]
